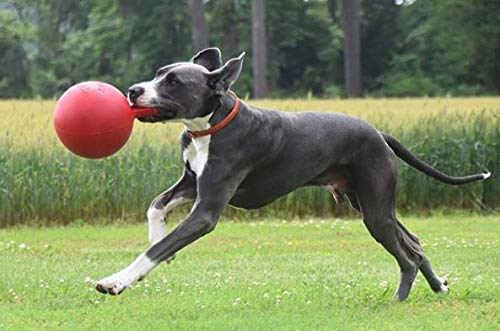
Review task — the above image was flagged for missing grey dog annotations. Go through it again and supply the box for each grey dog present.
[95,48,490,301]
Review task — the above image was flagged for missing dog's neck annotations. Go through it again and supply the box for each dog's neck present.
[180,92,238,132]
[179,114,212,131]
[209,92,238,126]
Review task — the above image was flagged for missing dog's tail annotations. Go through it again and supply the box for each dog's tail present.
[381,132,490,185]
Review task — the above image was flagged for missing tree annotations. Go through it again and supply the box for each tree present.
[341,0,362,97]
[252,0,268,98]
[360,1,401,91]
[266,0,342,96]
[0,10,29,97]
[222,0,240,57]
[1,0,499,98]
[208,0,240,57]
[29,0,93,97]
[187,0,209,52]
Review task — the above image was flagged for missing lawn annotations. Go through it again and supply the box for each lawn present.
[0,214,498,330]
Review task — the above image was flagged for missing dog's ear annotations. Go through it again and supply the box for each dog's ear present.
[206,52,245,96]
[191,47,223,71]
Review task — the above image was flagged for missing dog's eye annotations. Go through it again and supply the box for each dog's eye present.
[164,74,179,87]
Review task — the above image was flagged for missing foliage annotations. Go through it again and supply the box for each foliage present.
[0,7,30,97]
[0,215,498,329]
[377,0,500,96]
[0,0,498,98]
[0,98,497,226]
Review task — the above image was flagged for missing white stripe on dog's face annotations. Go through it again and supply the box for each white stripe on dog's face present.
[128,80,158,107]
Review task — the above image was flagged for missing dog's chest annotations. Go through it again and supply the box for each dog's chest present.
[183,136,211,176]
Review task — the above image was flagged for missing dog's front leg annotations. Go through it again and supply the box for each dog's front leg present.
[96,170,243,295]
[147,170,196,245]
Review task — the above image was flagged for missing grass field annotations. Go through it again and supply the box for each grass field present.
[1,214,498,330]
[0,97,498,225]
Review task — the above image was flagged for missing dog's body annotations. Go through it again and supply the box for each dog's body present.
[96,48,490,300]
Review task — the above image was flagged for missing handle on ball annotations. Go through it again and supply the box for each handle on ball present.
[131,106,159,118]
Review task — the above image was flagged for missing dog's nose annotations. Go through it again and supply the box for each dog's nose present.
[128,86,145,103]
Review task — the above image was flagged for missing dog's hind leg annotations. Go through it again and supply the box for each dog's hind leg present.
[346,192,361,213]
[396,220,449,293]
[359,207,421,301]
[420,260,449,293]
[352,145,425,301]
[355,159,448,300]
[147,170,197,246]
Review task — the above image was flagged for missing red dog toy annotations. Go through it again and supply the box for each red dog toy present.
[54,81,158,159]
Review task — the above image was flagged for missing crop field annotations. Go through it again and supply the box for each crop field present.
[0,97,498,225]
[0,215,498,330]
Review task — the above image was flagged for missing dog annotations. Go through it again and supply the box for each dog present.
[96,48,490,300]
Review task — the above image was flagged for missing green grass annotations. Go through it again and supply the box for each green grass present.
[1,215,498,330]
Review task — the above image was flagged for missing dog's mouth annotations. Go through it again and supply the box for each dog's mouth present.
[131,98,183,123]
[136,108,178,123]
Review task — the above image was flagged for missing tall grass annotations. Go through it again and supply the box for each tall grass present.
[0,97,498,226]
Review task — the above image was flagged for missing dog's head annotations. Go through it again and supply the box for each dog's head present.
[128,48,245,123]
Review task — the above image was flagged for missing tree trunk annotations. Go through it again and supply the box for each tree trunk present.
[252,0,268,98]
[188,0,209,52]
[327,0,337,22]
[341,0,362,97]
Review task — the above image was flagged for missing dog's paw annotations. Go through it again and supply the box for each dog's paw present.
[95,253,155,295]
[95,276,131,295]
[436,277,449,294]
[96,270,134,295]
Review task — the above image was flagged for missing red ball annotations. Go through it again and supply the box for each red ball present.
[54,81,157,159]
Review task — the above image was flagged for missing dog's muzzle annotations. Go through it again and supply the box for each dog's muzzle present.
[128,86,145,104]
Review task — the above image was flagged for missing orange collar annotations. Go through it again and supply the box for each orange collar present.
[187,92,241,139]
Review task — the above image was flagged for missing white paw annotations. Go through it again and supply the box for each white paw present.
[438,284,449,293]
[95,254,156,295]
[437,277,449,294]
[96,275,132,295]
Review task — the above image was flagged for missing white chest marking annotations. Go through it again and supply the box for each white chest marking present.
[183,136,211,176]
[181,113,213,177]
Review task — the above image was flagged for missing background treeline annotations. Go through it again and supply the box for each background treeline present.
[1,0,499,99]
